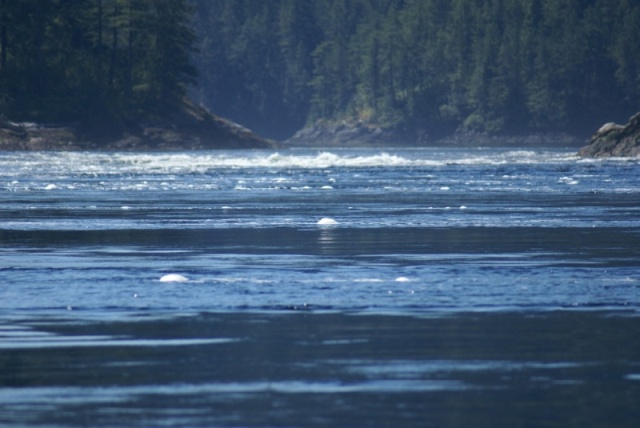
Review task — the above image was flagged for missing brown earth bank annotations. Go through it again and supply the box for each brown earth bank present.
[0,99,277,151]
[283,120,583,148]
[578,112,640,158]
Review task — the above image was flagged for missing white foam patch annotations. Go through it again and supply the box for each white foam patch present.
[0,150,582,179]
[559,176,579,185]
[159,274,189,283]
[317,217,338,225]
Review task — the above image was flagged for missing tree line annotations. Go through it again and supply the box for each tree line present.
[191,0,640,140]
[0,0,195,125]
[1,0,638,143]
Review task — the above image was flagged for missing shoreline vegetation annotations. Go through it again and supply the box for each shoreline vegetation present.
[0,1,638,156]
[190,0,640,152]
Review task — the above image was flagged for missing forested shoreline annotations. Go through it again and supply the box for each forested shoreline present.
[192,0,640,143]
[0,0,276,150]
[0,0,638,148]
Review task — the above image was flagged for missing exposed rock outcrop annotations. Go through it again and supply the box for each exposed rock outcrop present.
[285,120,583,148]
[284,120,397,147]
[0,99,277,151]
[578,112,640,157]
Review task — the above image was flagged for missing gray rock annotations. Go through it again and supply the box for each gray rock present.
[284,121,395,147]
[578,112,640,157]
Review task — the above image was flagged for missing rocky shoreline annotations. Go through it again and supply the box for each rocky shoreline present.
[577,112,640,158]
[0,99,277,151]
[284,121,398,147]
[5,104,637,156]
[284,120,583,148]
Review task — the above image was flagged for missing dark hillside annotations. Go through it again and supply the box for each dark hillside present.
[191,0,640,145]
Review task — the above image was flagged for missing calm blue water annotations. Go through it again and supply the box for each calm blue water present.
[1,148,639,427]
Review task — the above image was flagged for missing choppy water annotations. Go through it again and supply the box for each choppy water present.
[1,148,639,427]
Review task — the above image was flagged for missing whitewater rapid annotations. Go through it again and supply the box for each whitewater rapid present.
[0,148,588,178]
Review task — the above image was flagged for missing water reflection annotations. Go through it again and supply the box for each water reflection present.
[318,228,338,255]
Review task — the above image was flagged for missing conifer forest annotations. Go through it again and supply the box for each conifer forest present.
[1,0,639,142]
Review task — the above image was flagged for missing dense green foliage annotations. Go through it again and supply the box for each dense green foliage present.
[1,0,638,142]
[0,0,195,124]
[192,0,640,140]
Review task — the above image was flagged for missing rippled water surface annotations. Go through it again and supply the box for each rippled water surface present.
[1,148,639,427]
